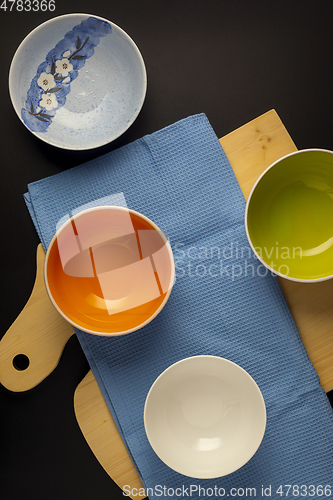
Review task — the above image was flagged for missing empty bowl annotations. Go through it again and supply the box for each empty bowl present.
[9,13,147,150]
[144,355,266,478]
[245,149,333,282]
[44,206,175,336]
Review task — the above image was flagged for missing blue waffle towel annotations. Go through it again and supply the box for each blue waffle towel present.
[25,114,333,498]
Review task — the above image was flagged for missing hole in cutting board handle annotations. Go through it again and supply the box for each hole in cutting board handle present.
[12,354,30,371]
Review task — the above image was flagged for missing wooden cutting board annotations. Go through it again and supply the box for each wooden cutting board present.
[73,110,333,496]
[1,109,333,497]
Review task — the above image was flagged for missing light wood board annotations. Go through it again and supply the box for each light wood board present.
[1,109,332,496]
[73,110,333,495]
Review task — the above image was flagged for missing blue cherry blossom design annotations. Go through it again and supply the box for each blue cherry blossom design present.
[21,17,112,133]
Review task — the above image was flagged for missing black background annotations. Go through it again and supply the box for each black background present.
[1,1,333,499]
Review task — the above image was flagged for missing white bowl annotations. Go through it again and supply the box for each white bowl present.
[144,356,266,478]
[9,13,147,150]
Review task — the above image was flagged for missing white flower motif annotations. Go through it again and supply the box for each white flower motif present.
[39,93,58,111]
[62,76,71,84]
[55,58,73,77]
[63,50,71,58]
[37,72,55,91]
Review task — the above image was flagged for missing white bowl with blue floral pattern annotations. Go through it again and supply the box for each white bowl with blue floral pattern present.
[9,14,147,150]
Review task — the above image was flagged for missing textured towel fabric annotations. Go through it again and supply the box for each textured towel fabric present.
[25,114,333,497]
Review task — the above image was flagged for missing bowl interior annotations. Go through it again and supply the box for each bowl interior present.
[246,150,333,281]
[144,356,266,478]
[45,207,174,335]
[9,14,146,150]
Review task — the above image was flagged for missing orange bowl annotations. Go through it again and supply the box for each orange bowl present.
[44,206,175,336]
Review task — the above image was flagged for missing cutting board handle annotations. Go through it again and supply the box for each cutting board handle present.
[0,244,74,392]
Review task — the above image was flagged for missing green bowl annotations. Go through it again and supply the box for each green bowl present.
[245,149,333,282]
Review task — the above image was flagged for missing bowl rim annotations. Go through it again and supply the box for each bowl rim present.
[143,354,267,479]
[44,205,175,336]
[245,148,333,283]
[8,12,147,150]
